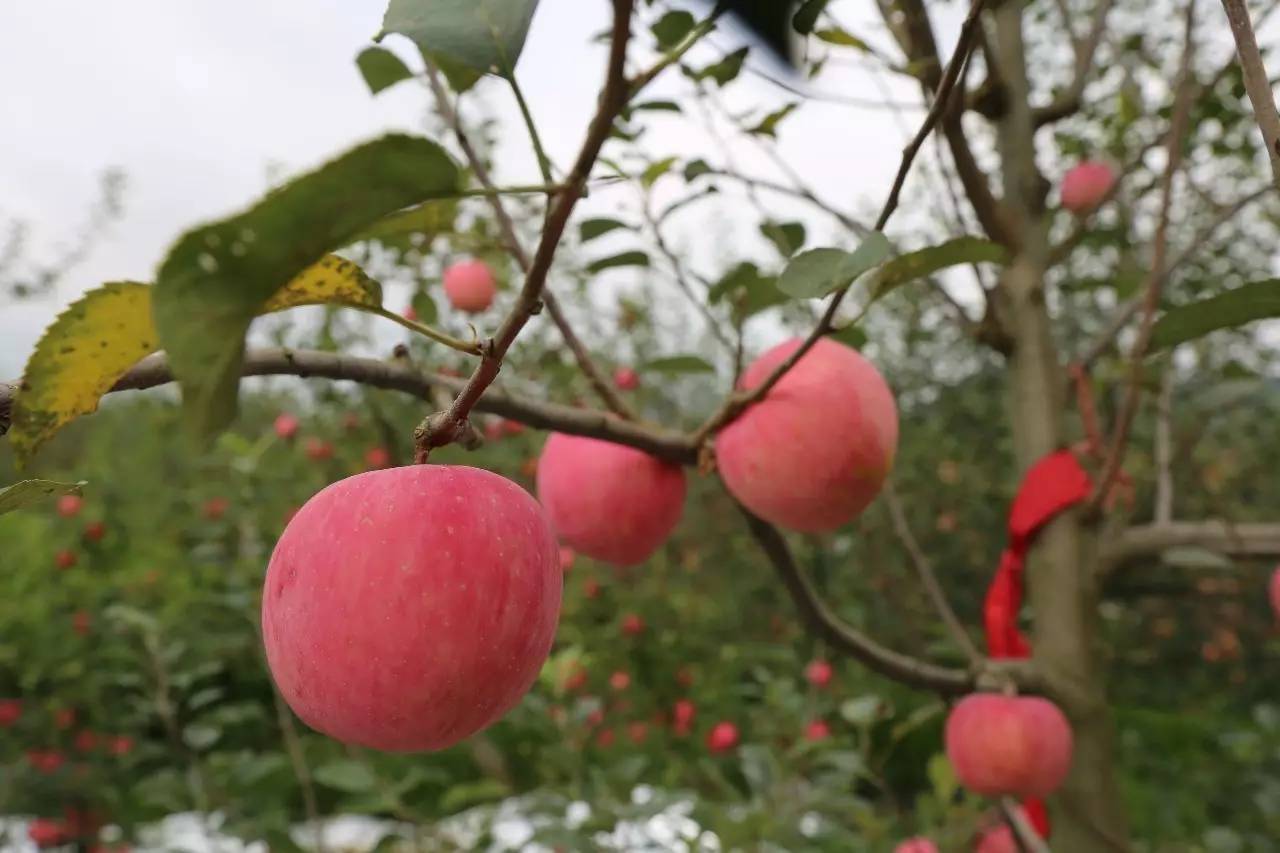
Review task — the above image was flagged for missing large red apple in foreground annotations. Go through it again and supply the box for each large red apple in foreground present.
[893,838,938,853]
[442,259,497,313]
[716,337,898,532]
[945,693,1073,798]
[536,433,686,565]
[1060,160,1116,213]
[262,465,562,751]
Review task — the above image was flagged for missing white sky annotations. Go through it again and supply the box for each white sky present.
[0,1,973,377]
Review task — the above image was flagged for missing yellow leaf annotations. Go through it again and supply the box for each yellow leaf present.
[261,254,383,313]
[9,282,156,464]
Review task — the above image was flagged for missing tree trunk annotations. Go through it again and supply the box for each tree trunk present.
[988,2,1133,849]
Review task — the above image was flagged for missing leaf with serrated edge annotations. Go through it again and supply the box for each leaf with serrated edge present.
[0,480,86,516]
[864,236,1007,303]
[152,134,460,440]
[262,254,383,312]
[380,0,540,77]
[10,282,156,463]
[777,232,892,299]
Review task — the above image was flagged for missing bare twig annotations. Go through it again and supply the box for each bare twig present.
[1033,0,1117,127]
[1099,520,1280,575]
[884,484,983,663]
[1154,366,1174,524]
[1220,0,1280,190]
[694,0,992,445]
[1088,1,1198,513]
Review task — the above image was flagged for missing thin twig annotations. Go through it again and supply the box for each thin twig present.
[1220,0,1280,191]
[884,483,983,663]
[1154,365,1174,523]
[1089,0,1198,512]
[272,690,327,853]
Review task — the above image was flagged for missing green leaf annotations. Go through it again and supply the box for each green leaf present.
[642,355,716,375]
[587,251,650,273]
[10,282,157,463]
[684,159,712,181]
[864,236,1007,303]
[686,47,748,86]
[632,100,681,113]
[411,290,439,326]
[814,28,872,52]
[0,480,85,517]
[314,760,378,793]
[152,134,461,440]
[379,0,541,77]
[439,778,508,813]
[640,156,679,188]
[651,11,696,50]
[828,325,867,349]
[777,233,892,299]
[182,724,221,750]
[356,46,414,94]
[351,199,458,252]
[746,103,798,137]
[1150,279,1280,351]
[839,695,882,726]
[579,218,631,242]
[709,262,786,319]
[760,220,806,257]
[792,0,833,34]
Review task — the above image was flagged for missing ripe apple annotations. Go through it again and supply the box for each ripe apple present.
[303,437,333,461]
[1270,565,1280,618]
[55,549,78,570]
[563,663,588,693]
[595,727,616,748]
[804,719,831,741]
[975,824,1016,853]
[621,613,645,637]
[613,367,639,390]
[1060,160,1116,213]
[586,705,605,727]
[26,750,65,774]
[609,670,631,691]
[203,497,229,520]
[715,337,898,532]
[502,419,526,437]
[56,494,83,518]
[363,446,391,469]
[83,521,106,543]
[536,433,686,565]
[262,465,562,752]
[805,658,833,688]
[108,735,134,756]
[274,413,300,440]
[945,693,1073,798]
[706,721,740,753]
[72,610,92,637]
[0,699,21,726]
[54,708,75,729]
[74,730,97,752]
[442,259,497,313]
[627,721,649,744]
[27,819,66,848]
[893,839,939,853]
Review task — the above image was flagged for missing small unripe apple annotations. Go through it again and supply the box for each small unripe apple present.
[716,337,898,532]
[893,838,939,853]
[536,433,686,565]
[1060,160,1116,214]
[804,718,831,741]
[442,259,497,313]
[55,549,78,570]
[274,413,300,440]
[262,465,561,752]
[805,658,833,688]
[613,367,639,390]
[609,670,631,691]
[0,699,21,726]
[363,446,391,469]
[203,497,229,520]
[706,721,740,753]
[303,437,333,461]
[83,521,106,543]
[621,613,645,637]
[945,693,1073,798]
[27,819,66,848]
[56,494,83,518]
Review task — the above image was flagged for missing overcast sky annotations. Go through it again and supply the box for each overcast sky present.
[2,1,986,377]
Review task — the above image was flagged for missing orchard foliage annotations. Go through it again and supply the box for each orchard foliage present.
[2,0,1280,850]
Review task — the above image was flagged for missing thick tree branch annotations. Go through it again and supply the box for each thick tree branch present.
[1220,0,1280,191]
[0,349,695,464]
[739,506,1038,696]
[1100,521,1280,574]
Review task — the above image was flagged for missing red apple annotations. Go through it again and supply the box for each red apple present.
[341,412,361,432]
[975,824,1016,853]
[595,727,616,748]
[805,658,833,688]
[74,730,97,752]
[1270,565,1280,618]
[26,750,65,774]
[55,549,78,570]
[564,663,588,693]
[274,413,300,440]
[442,259,497,313]
[609,670,631,691]
[54,708,75,729]
[83,521,106,543]
[945,693,1073,798]
[303,437,333,461]
[502,419,526,437]
[262,465,561,752]
[0,699,21,726]
[715,338,898,532]
[57,494,83,518]
[203,497,230,520]
[363,446,391,469]
[613,367,639,391]
[706,721,739,753]
[586,705,605,727]
[73,610,92,636]
[28,819,67,848]
[804,719,831,741]
[1060,160,1116,214]
[536,433,686,565]
[483,419,505,442]
[675,666,694,688]
[673,699,696,728]
[621,613,645,637]
[894,838,938,853]
[627,721,649,744]
[108,735,134,756]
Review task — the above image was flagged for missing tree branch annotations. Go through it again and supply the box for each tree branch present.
[1032,0,1117,127]
[1100,520,1280,575]
[0,349,695,464]
[1220,0,1280,191]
